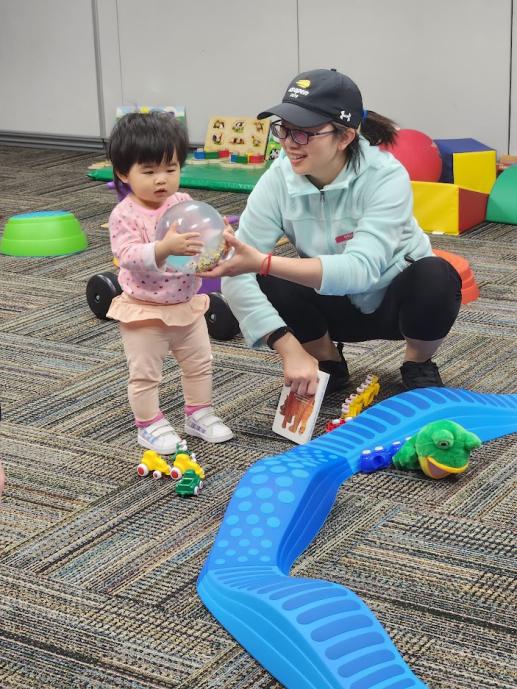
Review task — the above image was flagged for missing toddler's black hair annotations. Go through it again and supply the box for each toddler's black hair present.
[107,112,189,191]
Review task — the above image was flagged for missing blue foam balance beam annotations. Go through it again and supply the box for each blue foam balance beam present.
[198,387,517,689]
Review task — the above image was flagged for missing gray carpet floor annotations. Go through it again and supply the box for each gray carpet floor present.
[0,145,516,689]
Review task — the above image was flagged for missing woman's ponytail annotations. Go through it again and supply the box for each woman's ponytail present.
[360,110,398,146]
[341,110,399,172]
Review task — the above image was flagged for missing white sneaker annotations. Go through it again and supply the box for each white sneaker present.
[184,407,233,443]
[137,418,182,455]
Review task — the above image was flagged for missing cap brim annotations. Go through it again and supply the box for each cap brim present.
[257,102,330,127]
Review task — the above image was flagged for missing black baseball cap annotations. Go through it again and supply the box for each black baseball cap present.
[258,68,364,129]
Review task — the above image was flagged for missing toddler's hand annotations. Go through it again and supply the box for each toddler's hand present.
[156,222,204,264]
[165,223,203,256]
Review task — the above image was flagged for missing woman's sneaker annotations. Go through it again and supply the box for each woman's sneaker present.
[184,407,233,443]
[319,342,350,396]
[138,418,182,455]
[400,359,444,389]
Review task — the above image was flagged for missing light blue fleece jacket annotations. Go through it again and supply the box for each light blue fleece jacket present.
[221,137,432,348]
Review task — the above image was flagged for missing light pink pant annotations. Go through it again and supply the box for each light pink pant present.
[119,317,212,423]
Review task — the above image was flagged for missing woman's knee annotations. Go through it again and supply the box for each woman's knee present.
[408,257,461,305]
[400,257,462,338]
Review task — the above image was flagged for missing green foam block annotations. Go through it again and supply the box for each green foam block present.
[486,165,517,224]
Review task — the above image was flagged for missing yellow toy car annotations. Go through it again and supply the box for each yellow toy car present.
[136,450,174,480]
[136,448,205,482]
[170,451,205,480]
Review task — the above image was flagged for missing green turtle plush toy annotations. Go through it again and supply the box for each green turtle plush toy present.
[392,420,482,479]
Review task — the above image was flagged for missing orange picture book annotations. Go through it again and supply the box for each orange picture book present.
[272,372,329,444]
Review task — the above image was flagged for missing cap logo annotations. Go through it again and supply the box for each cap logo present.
[296,79,311,88]
[287,86,309,99]
[339,110,352,122]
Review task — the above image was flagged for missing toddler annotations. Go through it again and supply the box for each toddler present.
[107,112,233,453]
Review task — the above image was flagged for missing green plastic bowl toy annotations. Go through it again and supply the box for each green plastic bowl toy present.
[0,211,88,257]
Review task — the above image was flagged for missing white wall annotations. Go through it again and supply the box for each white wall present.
[511,1,517,153]
[0,0,100,137]
[114,0,298,144]
[0,0,515,153]
[94,0,123,139]
[299,0,512,153]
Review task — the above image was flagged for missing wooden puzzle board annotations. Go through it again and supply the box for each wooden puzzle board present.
[204,116,270,156]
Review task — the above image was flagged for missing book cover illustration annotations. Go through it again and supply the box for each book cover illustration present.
[272,372,330,444]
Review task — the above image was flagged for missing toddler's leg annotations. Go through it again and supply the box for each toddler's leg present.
[170,317,233,443]
[120,321,182,454]
[120,321,169,420]
[170,316,213,407]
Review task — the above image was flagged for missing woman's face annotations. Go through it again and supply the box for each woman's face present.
[278,121,355,186]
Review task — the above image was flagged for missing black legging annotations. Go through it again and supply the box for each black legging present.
[257,256,462,343]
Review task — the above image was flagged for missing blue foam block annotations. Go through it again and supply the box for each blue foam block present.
[433,138,494,183]
[198,388,517,689]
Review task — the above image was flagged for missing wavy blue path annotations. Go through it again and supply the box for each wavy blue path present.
[198,388,517,689]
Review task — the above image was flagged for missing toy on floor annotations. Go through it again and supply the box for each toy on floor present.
[486,164,517,224]
[433,248,479,304]
[137,450,174,479]
[359,439,406,473]
[137,444,205,482]
[325,374,380,432]
[392,419,481,479]
[198,388,517,689]
[175,469,204,497]
[192,148,267,168]
[0,211,88,257]
[170,450,205,481]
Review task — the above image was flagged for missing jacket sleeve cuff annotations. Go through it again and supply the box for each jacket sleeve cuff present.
[239,313,287,349]
[316,254,351,295]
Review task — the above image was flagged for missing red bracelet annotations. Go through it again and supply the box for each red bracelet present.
[259,252,273,277]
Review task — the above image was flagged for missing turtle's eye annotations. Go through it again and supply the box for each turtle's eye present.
[437,440,451,449]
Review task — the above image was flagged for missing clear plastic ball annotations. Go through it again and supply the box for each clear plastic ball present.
[155,200,230,273]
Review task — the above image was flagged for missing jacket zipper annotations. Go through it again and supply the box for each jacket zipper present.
[320,190,334,253]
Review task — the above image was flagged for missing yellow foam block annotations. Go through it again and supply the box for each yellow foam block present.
[453,150,496,194]
[411,181,488,236]
[411,182,459,234]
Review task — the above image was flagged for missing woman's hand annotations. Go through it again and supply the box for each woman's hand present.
[197,230,265,278]
[155,222,204,264]
[274,333,320,397]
